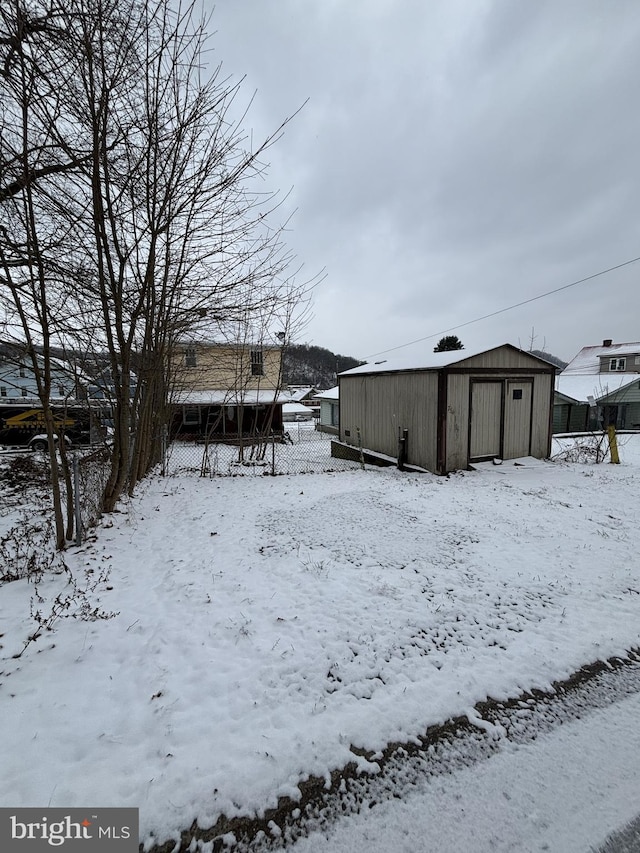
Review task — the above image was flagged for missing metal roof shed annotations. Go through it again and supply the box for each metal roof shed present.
[338,344,555,474]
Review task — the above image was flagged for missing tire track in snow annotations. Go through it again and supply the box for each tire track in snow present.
[143,651,640,852]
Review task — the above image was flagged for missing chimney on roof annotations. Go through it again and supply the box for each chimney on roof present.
[602,339,613,347]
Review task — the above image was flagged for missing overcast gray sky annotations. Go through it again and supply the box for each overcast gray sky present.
[205,0,640,364]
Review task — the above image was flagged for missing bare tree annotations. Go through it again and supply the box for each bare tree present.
[0,0,87,547]
[526,327,546,353]
[64,0,309,509]
[2,0,310,530]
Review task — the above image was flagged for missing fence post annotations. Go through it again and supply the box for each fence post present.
[607,424,620,464]
[397,428,408,470]
[356,427,365,469]
[73,453,82,546]
[161,425,168,476]
[271,434,276,476]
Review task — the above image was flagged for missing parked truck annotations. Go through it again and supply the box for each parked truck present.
[0,404,102,449]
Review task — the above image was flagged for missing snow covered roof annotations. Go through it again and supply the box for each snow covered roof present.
[283,402,313,414]
[49,356,81,376]
[173,390,287,406]
[0,349,89,383]
[338,344,548,376]
[283,386,315,402]
[0,395,80,406]
[563,342,640,374]
[555,374,640,404]
[313,386,339,401]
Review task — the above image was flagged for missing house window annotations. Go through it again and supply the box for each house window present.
[610,357,626,371]
[182,406,201,425]
[250,349,264,376]
[19,363,26,377]
[185,347,197,368]
[0,386,6,397]
[331,403,339,427]
[21,387,28,397]
[58,385,65,396]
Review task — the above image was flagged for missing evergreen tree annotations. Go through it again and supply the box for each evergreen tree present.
[434,336,464,352]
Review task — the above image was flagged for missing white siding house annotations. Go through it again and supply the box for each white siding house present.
[0,347,80,402]
[554,339,640,432]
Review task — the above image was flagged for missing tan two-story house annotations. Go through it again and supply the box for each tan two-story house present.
[169,341,286,441]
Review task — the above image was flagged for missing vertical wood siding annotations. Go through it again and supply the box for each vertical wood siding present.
[503,380,533,459]
[469,381,503,459]
[452,348,550,370]
[340,372,439,470]
[623,402,640,427]
[553,403,590,433]
[530,373,553,457]
[340,347,554,473]
[445,374,470,471]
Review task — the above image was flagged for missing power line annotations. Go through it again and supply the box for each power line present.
[362,255,640,360]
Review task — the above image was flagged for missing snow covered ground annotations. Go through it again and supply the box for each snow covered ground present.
[1,434,640,850]
[284,683,640,853]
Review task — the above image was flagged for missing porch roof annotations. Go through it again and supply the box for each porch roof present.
[313,385,339,401]
[555,374,640,404]
[173,389,288,406]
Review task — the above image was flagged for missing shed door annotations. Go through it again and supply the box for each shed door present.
[469,381,502,460]
[503,380,533,459]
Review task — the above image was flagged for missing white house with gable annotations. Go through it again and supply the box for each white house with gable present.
[554,339,640,432]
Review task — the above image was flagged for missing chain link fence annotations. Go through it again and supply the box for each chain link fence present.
[163,424,363,477]
[73,445,113,542]
[0,442,113,555]
[0,425,363,555]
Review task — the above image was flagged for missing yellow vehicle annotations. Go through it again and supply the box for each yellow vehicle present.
[0,406,89,448]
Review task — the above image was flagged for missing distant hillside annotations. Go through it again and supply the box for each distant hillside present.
[283,344,363,389]
[530,349,568,370]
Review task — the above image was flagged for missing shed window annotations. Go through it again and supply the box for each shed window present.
[185,347,197,368]
[610,357,626,371]
[250,350,264,376]
[512,389,523,400]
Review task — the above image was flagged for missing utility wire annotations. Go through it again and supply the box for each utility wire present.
[362,255,640,360]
